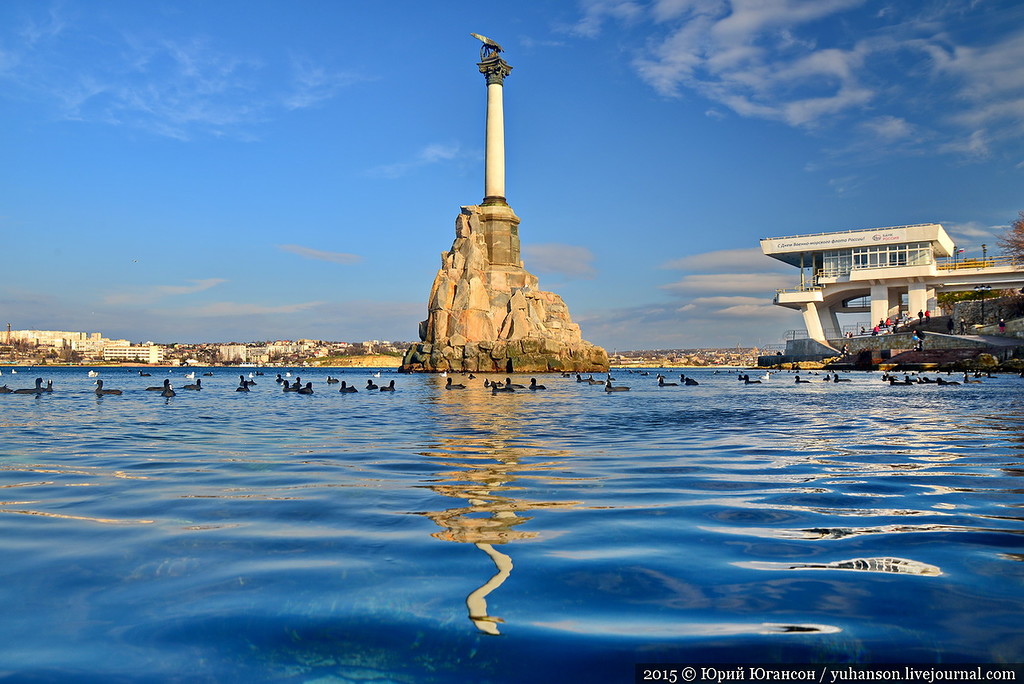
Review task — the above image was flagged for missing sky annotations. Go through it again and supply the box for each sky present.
[1,0,1022,350]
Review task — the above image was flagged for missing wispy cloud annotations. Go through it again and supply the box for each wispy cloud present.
[104,278,226,306]
[285,55,365,110]
[523,243,597,279]
[189,301,325,317]
[660,247,780,272]
[661,273,793,295]
[0,9,359,140]
[277,244,362,264]
[365,143,464,179]
[574,0,1024,158]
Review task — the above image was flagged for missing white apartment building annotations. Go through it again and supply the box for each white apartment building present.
[102,342,164,364]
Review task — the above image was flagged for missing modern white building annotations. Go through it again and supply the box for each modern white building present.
[761,223,1024,342]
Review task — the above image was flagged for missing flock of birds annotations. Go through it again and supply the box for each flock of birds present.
[0,366,1017,398]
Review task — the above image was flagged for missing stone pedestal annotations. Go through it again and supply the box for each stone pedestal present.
[401,205,608,373]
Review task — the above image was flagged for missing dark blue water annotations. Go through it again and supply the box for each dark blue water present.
[0,366,1021,682]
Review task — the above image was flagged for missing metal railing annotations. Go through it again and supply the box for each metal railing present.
[937,255,1021,271]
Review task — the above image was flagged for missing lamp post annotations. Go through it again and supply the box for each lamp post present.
[974,284,992,325]
[981,243,987,265]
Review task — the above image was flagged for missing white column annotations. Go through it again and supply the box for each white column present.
[802,302,827,342]
[870,284,890,325]
[485,81,505,202]
[478,56,512,206]
[907,282,929,316]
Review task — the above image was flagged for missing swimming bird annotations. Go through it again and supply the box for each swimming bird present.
[42,380,53,393]
[505,377,526,389]
[338,381,358,393]
[184,371,195,379]
[296,382,314,394]
[88,370,99,378]
[181,378,202,391]
[742,374,761,385]
[445,377,466,390]
[491,382,515,394]
[936,377,961,386]
[203,372,214,377]
[240,374,257,387]
[13,377,45,394]
[680,374,699,386]
[379,380,396,392]
[657,375,678,387]
[575,374,587,383]
[139,371,151,377]
[529,378,546,390]
[326,376,340,384]
[795,375,811,383]
[604,380,630,392]
[366,379,379,390]
[146,379,172,392]
[0,385,11,394]
[161,383,176,397]
[833,374,852,383]
[94,379,122,396]
[237,380,251,392]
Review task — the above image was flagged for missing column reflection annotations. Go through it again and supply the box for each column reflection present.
[418,381,585,634]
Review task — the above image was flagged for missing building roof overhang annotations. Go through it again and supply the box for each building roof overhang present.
[760,223,953,267]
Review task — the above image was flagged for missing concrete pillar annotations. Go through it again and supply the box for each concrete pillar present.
[907,281,929,317]
[478,56,513,206]
[870,284,891,325]
[802,302,827,342]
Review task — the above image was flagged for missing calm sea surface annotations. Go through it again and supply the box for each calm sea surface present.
[0,366,1022,682]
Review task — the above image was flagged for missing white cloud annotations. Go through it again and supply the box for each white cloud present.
[572,0,645,38]
[860,115,915,141]
[104,278,226,305]
[0,12,357,140]
[523,243,597,279]
[661,247,784,273]
[588,1,1024,155]
[661,273,793,295]
[365,143,464,179]
[278,244,362,265]
[285,55,364,110]
[189,301,325,317]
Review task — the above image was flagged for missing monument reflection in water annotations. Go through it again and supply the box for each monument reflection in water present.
[418,387,584,635]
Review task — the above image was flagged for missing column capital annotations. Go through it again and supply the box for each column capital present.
[478,56,513,86]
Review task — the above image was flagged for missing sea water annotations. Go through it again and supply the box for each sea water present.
[0,367,1021,682]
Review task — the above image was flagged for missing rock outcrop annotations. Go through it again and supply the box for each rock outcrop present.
[401,204,608,373]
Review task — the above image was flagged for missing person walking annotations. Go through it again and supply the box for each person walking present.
[947,317,955,334]
[999,318,1006,333]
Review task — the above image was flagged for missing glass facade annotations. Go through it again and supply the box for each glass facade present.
[820,242,932,277]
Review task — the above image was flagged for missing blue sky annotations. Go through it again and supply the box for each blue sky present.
[2,0,1022,350]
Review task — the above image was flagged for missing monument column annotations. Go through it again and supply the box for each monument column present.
[478,54,512,206]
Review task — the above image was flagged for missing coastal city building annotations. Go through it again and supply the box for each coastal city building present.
[101,342,165,364]
[762,223,1024,342]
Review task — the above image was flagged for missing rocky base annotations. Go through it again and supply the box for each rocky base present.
[400,336,608,373]
[400,203,608,373]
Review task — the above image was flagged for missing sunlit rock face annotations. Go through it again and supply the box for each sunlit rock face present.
[401,204,608,373]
